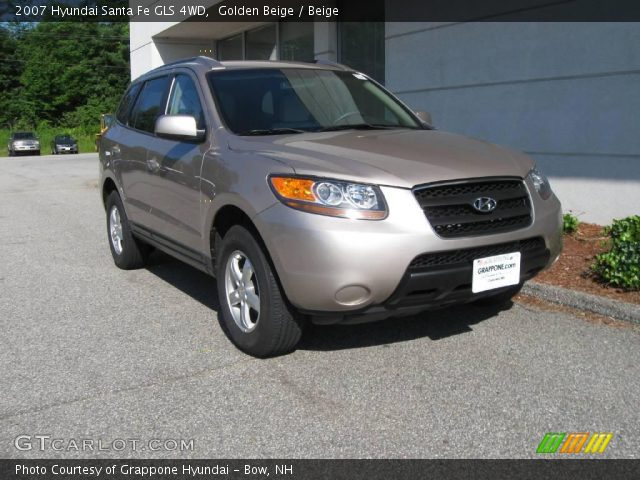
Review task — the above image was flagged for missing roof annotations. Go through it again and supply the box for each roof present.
[220,59,350,71]
[136,56,352,81]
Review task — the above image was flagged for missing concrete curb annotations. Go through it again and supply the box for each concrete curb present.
[522,281,640,324]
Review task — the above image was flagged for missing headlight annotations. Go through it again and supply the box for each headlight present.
[269,176,387,220]
[528,167,552,200]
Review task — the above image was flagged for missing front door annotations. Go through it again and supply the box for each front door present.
[143,73,208,253]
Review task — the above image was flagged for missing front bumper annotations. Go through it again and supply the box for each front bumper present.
[331,237,549,324]
[254,180,562,319]
[13,145,39,151]
[56,146,78,153]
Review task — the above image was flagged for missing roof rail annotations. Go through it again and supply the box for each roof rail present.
[313,59,352,71]
[157,55,224,70]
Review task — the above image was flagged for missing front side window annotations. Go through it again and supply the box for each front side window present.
[207,68,421,135]
[167,75,206,130]
[129,76,169,133]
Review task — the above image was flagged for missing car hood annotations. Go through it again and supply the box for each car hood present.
[227,129,534,188]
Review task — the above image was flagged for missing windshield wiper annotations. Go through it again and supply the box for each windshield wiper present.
[315,123,407,132]
[238,128,307,136]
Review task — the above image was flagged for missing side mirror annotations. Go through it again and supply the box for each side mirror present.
[155,115,205,142]
[415,110,433,125]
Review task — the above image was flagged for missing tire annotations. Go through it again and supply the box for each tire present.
[216,225,303,357]
[8,150,12,157]
[474,283,523,306]
[35,150,40,156]
[105,191,150,270]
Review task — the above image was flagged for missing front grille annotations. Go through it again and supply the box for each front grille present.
[409,237,545,270]
[413,178,532,238]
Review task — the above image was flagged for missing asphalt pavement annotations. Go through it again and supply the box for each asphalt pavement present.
[0,153,638,459]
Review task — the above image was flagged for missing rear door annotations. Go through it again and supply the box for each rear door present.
[117,75,170,228]
[105,82,143,221]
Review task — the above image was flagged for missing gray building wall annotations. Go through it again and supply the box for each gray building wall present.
[385,22,640,224]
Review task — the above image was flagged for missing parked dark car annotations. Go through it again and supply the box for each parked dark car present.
[7,132,40,156]
[51,134,78,154]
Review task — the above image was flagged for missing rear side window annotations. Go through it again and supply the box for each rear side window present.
[116,83,141,124]
[129,76,170,133]
[167,75,206,130]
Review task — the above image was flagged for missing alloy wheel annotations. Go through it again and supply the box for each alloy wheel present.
[109,205,124,255]
[224,250,261,332]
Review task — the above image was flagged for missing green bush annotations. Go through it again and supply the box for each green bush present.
[562,212,580,234]
[592,215,640,290]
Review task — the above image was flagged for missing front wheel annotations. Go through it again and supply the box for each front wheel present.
[105,191,149,270]
[216,225,303,357]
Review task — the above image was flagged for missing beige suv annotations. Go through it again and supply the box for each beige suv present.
[100,57,562,357]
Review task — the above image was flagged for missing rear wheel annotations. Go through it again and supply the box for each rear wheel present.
[216,225,303,357]
[105,191,149,270]
[474,283,523,306]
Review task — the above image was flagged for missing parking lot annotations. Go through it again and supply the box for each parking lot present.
[0,153,638,458]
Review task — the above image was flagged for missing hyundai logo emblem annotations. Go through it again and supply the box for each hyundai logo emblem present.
[472,197,497,213]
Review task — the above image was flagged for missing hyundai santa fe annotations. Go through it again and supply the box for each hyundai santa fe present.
[99,57,562,357]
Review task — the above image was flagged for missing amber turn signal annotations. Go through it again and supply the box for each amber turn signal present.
[270,177,316,202]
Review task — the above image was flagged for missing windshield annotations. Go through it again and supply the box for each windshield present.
[13,132,36,140]
[56,135,74,142]
[207,68,422,135]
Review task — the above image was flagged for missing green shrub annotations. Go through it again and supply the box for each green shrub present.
[592,215,640,290]
[562,212,580,234]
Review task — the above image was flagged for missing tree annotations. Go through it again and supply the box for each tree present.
[0,23,23,129]
[0,21,130,130]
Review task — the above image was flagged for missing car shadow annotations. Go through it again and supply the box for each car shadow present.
[299,303,509,351]
[145,251,510,352]
[145,251,220,311]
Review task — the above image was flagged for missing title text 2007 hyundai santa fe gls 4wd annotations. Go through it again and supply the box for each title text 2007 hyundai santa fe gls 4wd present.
[100,57,562,357]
